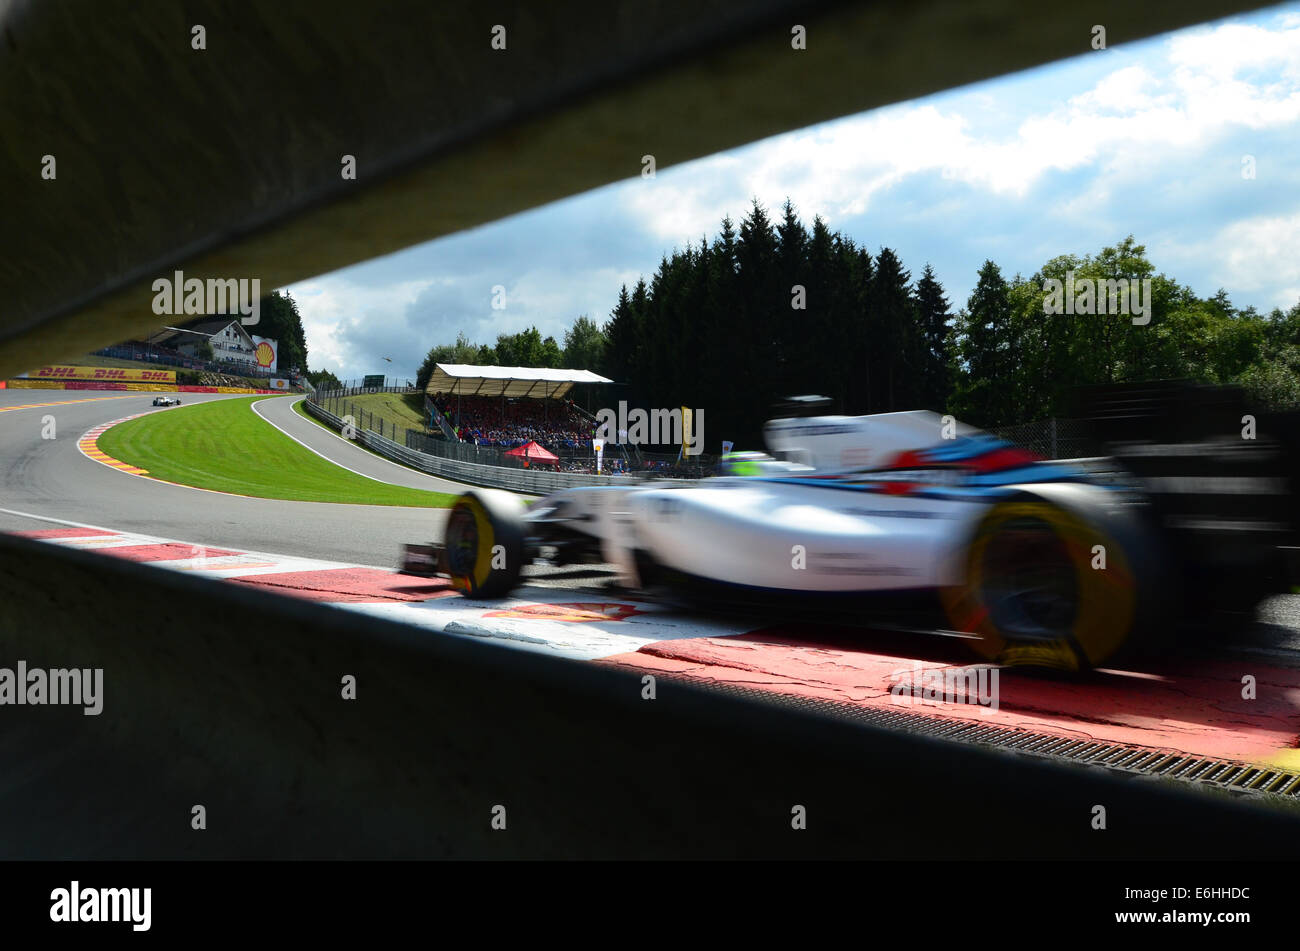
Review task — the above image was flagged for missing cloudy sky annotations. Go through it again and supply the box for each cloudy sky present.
[287,5,1300,383]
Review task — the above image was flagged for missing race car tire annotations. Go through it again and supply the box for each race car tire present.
[443,490,526,599]
[941,483,1167,671]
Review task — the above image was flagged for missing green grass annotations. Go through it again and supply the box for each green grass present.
[290,397,435,470]
[314,390,430,435]
[98,396,456,507]
[290,397,538,504]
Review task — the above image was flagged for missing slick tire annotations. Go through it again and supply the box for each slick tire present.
[941,484,1166,671]
[443,490,526,599]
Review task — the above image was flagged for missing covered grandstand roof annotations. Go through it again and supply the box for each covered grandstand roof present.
[427,364,613,399]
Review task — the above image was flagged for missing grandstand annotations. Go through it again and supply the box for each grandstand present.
[431,394,594,450]
[319,362,718,477]
[426,364,612,454]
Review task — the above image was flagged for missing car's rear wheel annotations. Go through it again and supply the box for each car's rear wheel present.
[443,490,526,598]
[942,489,1159,670]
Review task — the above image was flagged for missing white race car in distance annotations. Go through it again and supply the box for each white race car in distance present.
[151,396,181,406]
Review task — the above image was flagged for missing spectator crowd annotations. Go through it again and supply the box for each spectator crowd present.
[428,394,716,477]
[431,395,595,451]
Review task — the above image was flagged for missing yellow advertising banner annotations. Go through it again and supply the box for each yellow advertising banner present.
[681,406,698,456]
[8,379,64,389]
[31,366,176,383]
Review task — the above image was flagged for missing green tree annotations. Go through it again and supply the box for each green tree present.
[563,315,606,370]
[868,247,916,411]
[951,260,1012,427]
[416,330,481,392]
[307,368,342,391]
[602,284,638,387]
[255,290,309,374]
[913,264,952,412]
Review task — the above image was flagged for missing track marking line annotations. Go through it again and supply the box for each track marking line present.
[0,395,141,413]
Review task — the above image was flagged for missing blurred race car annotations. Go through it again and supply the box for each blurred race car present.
[405,383,1300,670]
[151,396,181,406]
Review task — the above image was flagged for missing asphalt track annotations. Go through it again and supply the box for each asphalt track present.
[0,390,458,565]
[4,388,1300,789]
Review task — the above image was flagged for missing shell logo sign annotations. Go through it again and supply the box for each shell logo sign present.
[250,335,278,371]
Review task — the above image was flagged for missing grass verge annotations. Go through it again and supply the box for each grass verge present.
[314,390,429,435]
[291,397,439,470]
[97,396,455,507]
[291,398,538,504]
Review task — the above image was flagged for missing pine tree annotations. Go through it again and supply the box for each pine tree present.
[735,200,781,440]
[913,264,952,411]
[868,247,915,411]
[256,290,309,374]
[952,260,1012,426]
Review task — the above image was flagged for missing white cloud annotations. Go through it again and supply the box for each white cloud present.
[1212,211,1300,306]
[288,277,434,372]
[285,8,1300,372]
[623,16,1300,244]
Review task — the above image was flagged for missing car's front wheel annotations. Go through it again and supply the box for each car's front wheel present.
[443,490,526,598]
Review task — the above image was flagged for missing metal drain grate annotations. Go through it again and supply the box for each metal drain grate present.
[688,679,1300,802]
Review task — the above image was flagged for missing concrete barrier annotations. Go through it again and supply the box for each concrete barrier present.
[304,398,636,492]
[2,530,1299,859]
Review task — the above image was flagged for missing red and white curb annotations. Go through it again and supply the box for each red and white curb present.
[7,521,1300,771]
[7,523,749,662]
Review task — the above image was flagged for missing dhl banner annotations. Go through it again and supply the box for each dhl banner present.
[8,380,280,394]
[31,366,176,383]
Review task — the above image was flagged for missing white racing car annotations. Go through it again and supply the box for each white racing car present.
[151,395,181,406]
[406,384,1300,670]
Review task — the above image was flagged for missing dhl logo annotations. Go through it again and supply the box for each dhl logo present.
[33,366,174,382]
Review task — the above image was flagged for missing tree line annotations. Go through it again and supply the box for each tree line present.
[413,200,1300,448]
